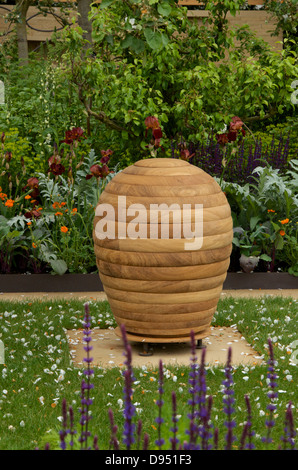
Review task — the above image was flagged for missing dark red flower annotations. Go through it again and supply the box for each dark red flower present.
[180,149,195,161]
[145,116,160,130]
[48,163,65,176]
[229,116,244,131]
[100,149,113,164]
[48,154,61,166]
[27,177,39,189]
[86,162,110,180]
[101,163,110,177]
[152,127,163,147]
[86,164,102,180]
[24,209,42,219]
[61,127,84,145]
[227,131,237,142]
[216,133,229,145]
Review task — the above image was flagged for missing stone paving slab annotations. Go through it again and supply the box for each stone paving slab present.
[67,325,264,369]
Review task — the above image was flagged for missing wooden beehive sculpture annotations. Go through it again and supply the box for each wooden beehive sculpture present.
[93,158,233,352]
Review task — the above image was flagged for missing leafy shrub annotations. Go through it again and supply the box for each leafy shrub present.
[0,124,117,274]
[221,160,298,274]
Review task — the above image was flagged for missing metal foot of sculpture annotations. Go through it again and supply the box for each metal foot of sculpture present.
[139,342,153,356]
[196,339,206,349]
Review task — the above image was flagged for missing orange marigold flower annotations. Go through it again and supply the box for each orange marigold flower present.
[267,209,275,213]
[25,195,31,200]
[55,211,63,216]
[280,218,289,225]
[27,221,32,226]
[71,208,77,214]
[0,192,7,200]
[61,226,68,233]
[32,242,37,248]
[5,199,14,207]
[60,202,66,207]
[280,230,285,236]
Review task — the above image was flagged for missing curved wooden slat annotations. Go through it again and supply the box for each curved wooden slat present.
[110,306,216,322]
[99,271,226,293]
[114,327,211,343]
[104,285,222,304]
[94,216,232,240]
[113,322,210,337]
[94,204,231,224]
[108,297,219,314]
[104,180,221,197]
[98,189,227,209]
[97,258,230,280]
[93,231,233,252]
[134,158,190,168]
[111,171,216,187]
[94,243,232,267]
[123,165,203,176]
[114,316,212,331]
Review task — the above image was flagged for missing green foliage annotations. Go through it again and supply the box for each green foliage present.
[222,160,298,274]
[263,0,298,43]
[0,144,118,274]
[47,0,298,164]
[0,57,89,171]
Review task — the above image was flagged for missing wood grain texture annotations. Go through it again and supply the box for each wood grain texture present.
[110,171,216,187]
[94,216,233,239]
[99,272,227,293]
[94,158,233,342]
[97,258,230,280]
[99,188,227,208]
[109,306,216,321]
[108,297,219,314]
[104,285,223,304]
[94,204,231,224]
[94,230,233,252]
[105,180,221,197]
[94,243,232,267]
[112,322,211,337]
[114,327,212,343]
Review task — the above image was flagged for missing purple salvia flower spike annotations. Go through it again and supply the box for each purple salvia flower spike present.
[223,347,236,450]
[155,359,165,449]
[262,338,278,447]
[120,324,136,449]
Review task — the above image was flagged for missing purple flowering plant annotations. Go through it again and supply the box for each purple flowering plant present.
[41,304,296,451]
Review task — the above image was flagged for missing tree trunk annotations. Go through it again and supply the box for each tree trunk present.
[15,0,31,67]
[77,0,92,49]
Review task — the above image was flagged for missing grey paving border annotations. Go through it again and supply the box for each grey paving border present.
[0,272,297,293]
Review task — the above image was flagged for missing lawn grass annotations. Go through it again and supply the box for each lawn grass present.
[0,295,297,450]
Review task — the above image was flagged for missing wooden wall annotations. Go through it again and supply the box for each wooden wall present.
[0,1,282,50]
